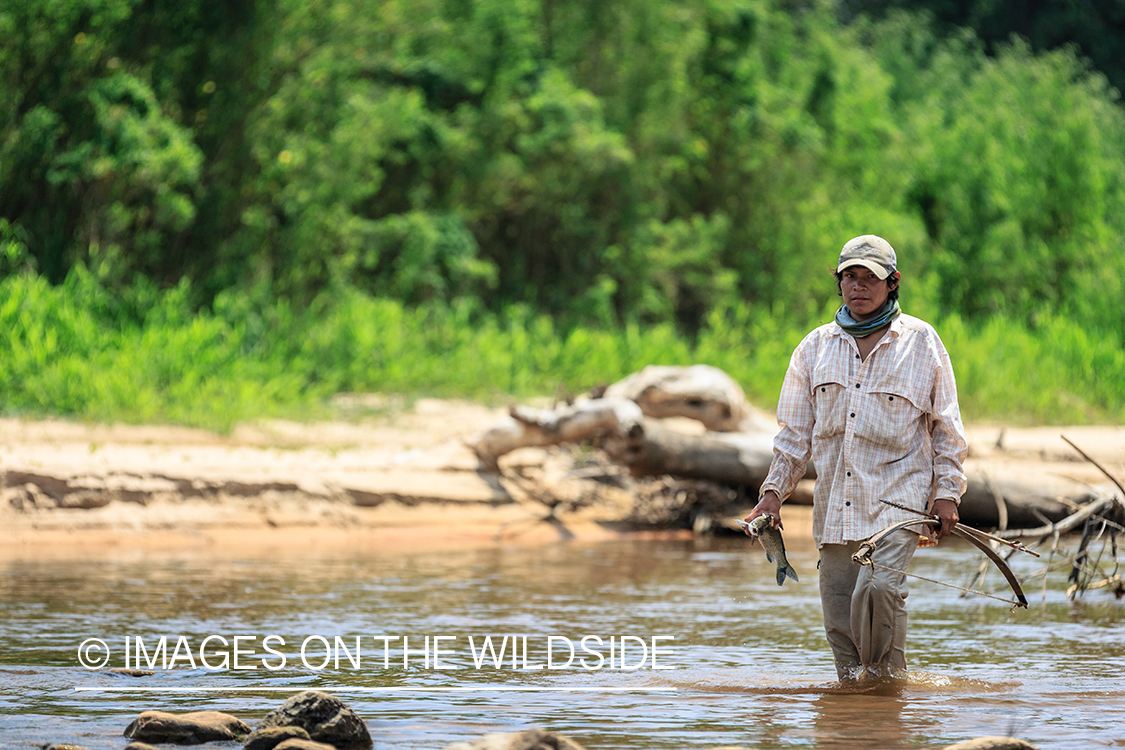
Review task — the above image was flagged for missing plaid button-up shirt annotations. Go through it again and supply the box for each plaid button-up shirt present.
[760,314,968,547]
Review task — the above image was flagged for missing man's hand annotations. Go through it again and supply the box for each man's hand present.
[744,490,783,533]
[932,497,959,540]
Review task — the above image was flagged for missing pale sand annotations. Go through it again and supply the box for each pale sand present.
[1,396,1120,559]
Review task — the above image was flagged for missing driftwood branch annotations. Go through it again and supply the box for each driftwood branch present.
[958,475,1082,529]
[1001,495,1116,539]
[1002,437,1125,540]
[471,398,644,472]
[601,364,776,432]
[470,365,1119,535]
[471,365,772,471]
[982,438,1125,601]
[603,418,788,485]
[1061,434,1125,501]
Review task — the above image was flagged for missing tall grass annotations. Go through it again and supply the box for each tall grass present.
[2,270,1123,431]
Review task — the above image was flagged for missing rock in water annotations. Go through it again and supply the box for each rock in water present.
[444,728,587,750]
[123,710,250,743]
[243,725,312,750]
[942,739,1039,750]
[256,691,372,750]
[109,667,156,677]
[273,739,340,750]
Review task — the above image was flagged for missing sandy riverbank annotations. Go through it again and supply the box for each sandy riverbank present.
[2,396,1122,559]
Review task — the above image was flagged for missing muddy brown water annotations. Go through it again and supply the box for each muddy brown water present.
[0,533,1122,749]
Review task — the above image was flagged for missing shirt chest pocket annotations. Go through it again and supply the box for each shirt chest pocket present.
[814,364,846,436]
[862,376,931,449]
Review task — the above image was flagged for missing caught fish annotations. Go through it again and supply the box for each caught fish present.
[737,515,799,586]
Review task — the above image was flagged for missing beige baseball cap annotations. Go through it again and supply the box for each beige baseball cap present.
[837,235,897,280]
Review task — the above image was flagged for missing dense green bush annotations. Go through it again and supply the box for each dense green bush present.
[3,0,1125,427]
[3,270,1122,430]
[7,0,1125,327]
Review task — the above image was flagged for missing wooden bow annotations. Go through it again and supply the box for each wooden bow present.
[852,509,1038,611]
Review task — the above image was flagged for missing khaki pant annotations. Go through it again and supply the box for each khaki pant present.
[818,529,916,681]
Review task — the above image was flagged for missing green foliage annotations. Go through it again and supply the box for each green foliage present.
[938,313,1125,425]
[840,0,1125,99]
[3,0,1125,427]
[7,0,1125,331]
[885,34,1125,331]
[3,272,1122,429]
[0,269,302,429]
[0,219,35,276]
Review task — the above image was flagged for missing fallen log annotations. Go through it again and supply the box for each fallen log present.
[959,475,1085,529]
[471,398,644,472]
[1001,495,1119,539]
[601,364,775,432]
[602,417,797,486]
[469,366,1112,530]
[474,406,1087,527]
[471,365,773,469]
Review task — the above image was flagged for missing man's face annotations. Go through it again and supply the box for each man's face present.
[840,265,890,322]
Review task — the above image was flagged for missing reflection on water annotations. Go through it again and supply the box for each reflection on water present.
[0,535,1122,749]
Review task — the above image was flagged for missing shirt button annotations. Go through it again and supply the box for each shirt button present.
[846,471,852,477]
[845,501,851,507]
[855,354,860,359]
[850,412,855,418]
[855,383,861,388]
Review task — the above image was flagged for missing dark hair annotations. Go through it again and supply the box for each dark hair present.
[835,269,900,302]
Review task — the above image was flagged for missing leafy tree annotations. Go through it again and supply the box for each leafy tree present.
[4,0,1125,340]
[869,25,1125,333]
[839,0,1125,97]
[0,0,260,291]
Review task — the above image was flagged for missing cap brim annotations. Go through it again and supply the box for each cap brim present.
[837,259,891,280]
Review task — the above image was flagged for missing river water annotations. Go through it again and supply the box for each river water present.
[1,532,1122,749]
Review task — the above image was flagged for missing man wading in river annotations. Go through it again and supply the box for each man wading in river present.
[744,234,968,681]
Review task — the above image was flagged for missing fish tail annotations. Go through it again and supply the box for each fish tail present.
[775,561,800,586]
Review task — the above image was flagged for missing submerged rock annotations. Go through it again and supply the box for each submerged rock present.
[109,667,156,677]
[244,725,313,750]
[273,739,339,750]
[444,728,587,750]
[256,691,372,749]
[123,710,250,744]
[123,743,162,750]
[942,739,1039,750]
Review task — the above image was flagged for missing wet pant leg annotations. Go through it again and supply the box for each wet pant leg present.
[819,529,916,680]
[818,541,862,680]
[851,528,914,676]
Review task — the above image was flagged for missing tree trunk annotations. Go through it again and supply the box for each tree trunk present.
[602,418,795,485]
[959,476,1084,529]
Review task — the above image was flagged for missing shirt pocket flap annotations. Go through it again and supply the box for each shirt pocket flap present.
[868,372,932,414]
[811,361,851,439]
[812,359,851,390]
